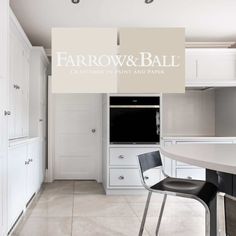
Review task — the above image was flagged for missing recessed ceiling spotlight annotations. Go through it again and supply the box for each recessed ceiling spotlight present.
[71,0,80,3]
[145,0,154,3]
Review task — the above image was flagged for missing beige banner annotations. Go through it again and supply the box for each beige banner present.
[52,28,185,93]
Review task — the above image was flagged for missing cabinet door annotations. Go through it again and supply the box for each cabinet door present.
[9,24,30,139]
[21,49,29,137]
[8,32,18,139]
[0,1,8,234]
[0,78,7,236]
[197,53,236,81]
[8,145,27,230]
[26,142,36,202]
[38,140,45,185]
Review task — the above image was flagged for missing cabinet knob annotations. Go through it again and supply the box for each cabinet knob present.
[91,129,96,133]
[29,158,33,162]
[118,155,125,159]
[13,84,20,89]
[118,176,124,180]
[144,176,149,180]
[25,161,29,165]
[39,119,43,122]
[4,111,11,116]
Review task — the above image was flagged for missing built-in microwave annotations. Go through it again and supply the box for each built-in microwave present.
[109,96,160,144]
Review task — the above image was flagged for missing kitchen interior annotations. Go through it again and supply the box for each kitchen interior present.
[1,0,236,236]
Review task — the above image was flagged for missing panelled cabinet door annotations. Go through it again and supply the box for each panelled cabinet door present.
[197,53,236,81]
[9,14,30,139]
[8,145,27,231]
[26,141,38,202]
[185,49,236,85]
[21,49,29,137]
[38,140,45,185]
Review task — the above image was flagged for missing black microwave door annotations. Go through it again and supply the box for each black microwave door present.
[110,108,159,144]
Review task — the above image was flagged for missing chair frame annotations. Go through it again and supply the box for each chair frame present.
[137,153,211,236]
[218,192,236,236]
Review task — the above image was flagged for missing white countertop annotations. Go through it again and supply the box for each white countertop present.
[162,136,236,142]
[160,144,236,175]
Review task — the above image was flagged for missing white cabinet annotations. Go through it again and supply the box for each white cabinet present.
[186,49,236,86]
[109,169,141,187]
[176,168,205,180]
[29,47,49,138]
[8,10,31,139]
[0,1,9,235]
[7,139,44,232]
[8,145,27,231]
[107,147,159,191]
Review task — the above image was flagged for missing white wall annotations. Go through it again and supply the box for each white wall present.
[215,88,236,136]
[162,90,216,137]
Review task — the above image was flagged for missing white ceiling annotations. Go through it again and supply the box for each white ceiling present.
[10,0,236,49]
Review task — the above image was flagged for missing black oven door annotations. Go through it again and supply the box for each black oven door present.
[110,107,160,144]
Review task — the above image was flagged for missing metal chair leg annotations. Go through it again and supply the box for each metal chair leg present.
[205,207,211,236]
[155,194,167,236]
[139,191,152,236]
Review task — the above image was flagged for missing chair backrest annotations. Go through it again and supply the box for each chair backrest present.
[224,194,236,236]
[138,151,162,174]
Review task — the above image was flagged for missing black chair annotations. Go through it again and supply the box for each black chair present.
[137,151,218,236]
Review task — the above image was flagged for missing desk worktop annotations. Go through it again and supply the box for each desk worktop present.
[161,144,236,175]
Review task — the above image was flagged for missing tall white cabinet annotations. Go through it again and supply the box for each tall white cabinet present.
[29,47,49,178]
[6,9,49,234]
[0,1,9,236]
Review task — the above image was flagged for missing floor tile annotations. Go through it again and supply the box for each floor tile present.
[12,217,72,236]
[73,195,136,217]
[74,181,105,194]
[29,194,73,217]
[72,216,149,236]
[42,181,74,195]
[144,216,205,236]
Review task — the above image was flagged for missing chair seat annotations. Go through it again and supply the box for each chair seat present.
[151,177,217,205]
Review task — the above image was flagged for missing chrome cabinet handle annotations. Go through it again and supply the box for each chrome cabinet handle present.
[118,176,124,180]
[118,155,125,159]
[4,111,11,116]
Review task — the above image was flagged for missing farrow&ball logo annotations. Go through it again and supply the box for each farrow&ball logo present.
[52,28,185,93]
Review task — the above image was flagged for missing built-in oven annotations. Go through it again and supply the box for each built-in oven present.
[109,96,160,144]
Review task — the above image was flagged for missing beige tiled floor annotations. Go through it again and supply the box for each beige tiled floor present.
[12,181,205,236]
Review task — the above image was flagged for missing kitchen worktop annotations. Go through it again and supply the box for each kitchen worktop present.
[162,136,236,142]
[161,143,236,175]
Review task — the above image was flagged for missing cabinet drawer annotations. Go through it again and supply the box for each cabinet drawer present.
[109,169,142,186]
[109,147,158,166]
[176,168,205,181]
